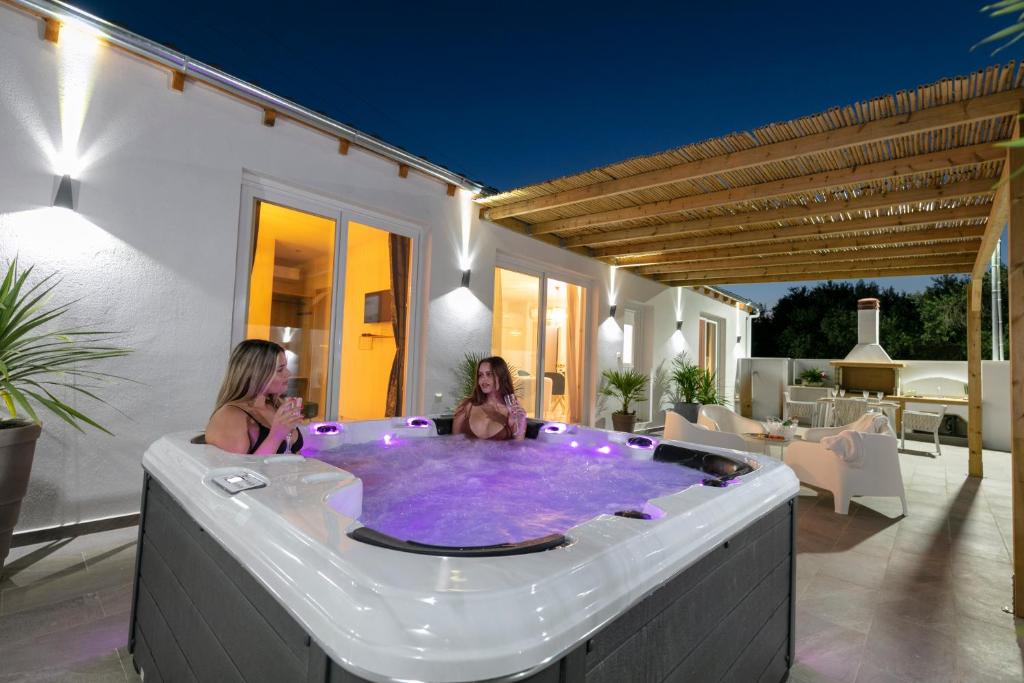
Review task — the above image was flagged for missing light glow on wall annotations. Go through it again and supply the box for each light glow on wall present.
[0,208,122,265]
[458,188,474,271]
[675,286,683,322]
[608,265,618,307]
[54,21,101,178]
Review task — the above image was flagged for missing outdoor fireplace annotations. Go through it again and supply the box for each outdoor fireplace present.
[830,298,904,395]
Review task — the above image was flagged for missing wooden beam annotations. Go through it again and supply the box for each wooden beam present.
[550,176,994,240]
[656,254,975,283]
[662,262,974,286]
[338,138,350,155]
[597,204,991,262]
[1008,136,1024,618]
[171,70,186,92]
[482,91,1023,220]
[968,276,984,478]
[43,17,59,43]
[447,183,458,197]
[634,228,985,271]
[262,109,276,127]
[398,164,410,178]
[641,242,981,275]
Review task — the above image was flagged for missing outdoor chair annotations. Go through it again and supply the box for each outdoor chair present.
[901,406,947,457]
[664,411,748,451]
[783,390,818,426]
[784,416,907,515]
[697,404,766,436]
[832,398,868,427]
[544,371,566,415]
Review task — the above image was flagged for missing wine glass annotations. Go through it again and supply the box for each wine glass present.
[503,394,523,435]
[839,389,846,398]
[876,391,885,401]
[862,390,869,400]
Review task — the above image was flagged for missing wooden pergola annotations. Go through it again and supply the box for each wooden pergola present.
[476,65,1024,616]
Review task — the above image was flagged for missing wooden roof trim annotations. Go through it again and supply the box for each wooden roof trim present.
[482,89,1023,221]
[641,241,983,275]
[552,144,1001,244]
[662,260,975,286]
[595,204,991,260]
[627,225,987,271]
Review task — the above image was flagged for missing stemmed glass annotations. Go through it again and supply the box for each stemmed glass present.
[504,393,524,436]
[839,389,846,398]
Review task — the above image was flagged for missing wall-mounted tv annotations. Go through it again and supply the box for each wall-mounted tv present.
[364,289,394,323]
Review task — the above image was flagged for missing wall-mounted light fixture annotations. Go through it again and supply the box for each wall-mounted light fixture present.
[676,320,683,331]
[736,335,742,344]
[53,174,76,211]
[608,304,617,318]
[460,269,471,288]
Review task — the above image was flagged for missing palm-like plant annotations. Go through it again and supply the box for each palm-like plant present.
[599,368,648,415]
[454,351,522,407]
[0,259,131,432]
[695,369,725,406]
[668,353,703,404]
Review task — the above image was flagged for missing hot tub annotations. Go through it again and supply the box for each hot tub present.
[129,417,799,683]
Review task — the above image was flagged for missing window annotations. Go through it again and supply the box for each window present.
[698,317,719,375]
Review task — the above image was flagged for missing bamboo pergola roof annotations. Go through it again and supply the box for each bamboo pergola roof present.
[477,65,1024,289]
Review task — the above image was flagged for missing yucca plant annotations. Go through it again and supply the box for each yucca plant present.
[0,258,131,432]
[453,351,522,409]
[1,258,131,574]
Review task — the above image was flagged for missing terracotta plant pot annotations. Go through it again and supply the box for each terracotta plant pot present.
[672,402,701,423]
[611,412,637,433]
[0,420,41,576]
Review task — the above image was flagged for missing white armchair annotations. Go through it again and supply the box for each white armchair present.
[804,413,896,442]
[901,406,946,456]
[665,411,748,451]
[783,391,819,426]
[697,404,766,436]
[784,426,907,515]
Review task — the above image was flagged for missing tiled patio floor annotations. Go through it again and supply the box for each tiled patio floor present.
[0,443,1021,682]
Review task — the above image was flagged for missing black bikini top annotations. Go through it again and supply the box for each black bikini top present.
[234,407,304,454]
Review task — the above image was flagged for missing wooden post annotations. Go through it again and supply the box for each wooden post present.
[447,183,457,197]
[968,276,983,477]
[398,164,409,178]
[338,139,350,155]
[1009,140,1024,618]
[171,71,186,92]
[262,109,276,127]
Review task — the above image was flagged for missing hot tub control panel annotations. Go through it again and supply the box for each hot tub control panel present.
[212,471,267,494]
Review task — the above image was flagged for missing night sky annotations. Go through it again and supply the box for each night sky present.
[74,0,1014,307]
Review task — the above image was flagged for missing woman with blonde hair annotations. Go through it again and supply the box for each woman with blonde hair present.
[452,356,527,440]
[205,339,305,454]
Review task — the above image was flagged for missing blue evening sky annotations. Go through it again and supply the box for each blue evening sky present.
[76,0,1014,308]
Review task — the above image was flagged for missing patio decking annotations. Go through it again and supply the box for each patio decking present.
[0,444,1021,682]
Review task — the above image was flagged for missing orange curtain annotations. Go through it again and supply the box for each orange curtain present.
[566,285,583,423]
[385,234,410,417]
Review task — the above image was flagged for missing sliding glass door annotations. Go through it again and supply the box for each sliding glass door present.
[492,267,587,423]
[241,195,417,421]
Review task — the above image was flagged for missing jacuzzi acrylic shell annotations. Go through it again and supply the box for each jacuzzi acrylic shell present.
[134,418,799,682]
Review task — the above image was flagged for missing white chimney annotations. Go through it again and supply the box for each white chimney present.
[844,298,893,363]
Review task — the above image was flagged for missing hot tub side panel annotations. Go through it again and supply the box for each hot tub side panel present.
[130,475,795,683]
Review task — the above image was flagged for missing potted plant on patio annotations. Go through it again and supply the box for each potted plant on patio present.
[0,259,130,575]
[798,367,828,387]
[667,353,703,422]
[695,368,726,407]
[600,368,648,433]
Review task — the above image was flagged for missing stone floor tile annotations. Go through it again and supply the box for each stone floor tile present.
[862,613,959,683]
[794,609,868,682]
[954,614,1024,682]
[0,591,105,646]
[0,613,129,676]
[0,651,126,682]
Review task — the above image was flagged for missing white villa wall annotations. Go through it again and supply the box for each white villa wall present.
[0,7,749,531]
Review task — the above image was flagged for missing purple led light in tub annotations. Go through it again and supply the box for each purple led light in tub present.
[542,422,568,434]
[406,417,432,428]
[314,435,707,547]
[311,423,342,435]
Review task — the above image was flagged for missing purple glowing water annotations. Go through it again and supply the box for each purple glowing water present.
[312,435,706,547]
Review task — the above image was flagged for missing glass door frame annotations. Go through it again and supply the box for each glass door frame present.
[231,174,426,419]
[494,253,594,424]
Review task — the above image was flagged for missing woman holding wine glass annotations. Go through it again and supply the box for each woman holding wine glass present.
[452,356,527,440]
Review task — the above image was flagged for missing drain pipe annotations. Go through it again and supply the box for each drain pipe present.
[746,306,761,359]
[991,240,1004,361]
[6,0,487,194]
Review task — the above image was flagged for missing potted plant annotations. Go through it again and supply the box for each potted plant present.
[798,368,828,387]
[0,259,130,575]
[695,368,725,407]
[600,368,648,433]
[667,353,703,422]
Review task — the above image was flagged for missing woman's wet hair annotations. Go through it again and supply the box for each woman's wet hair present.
[467,355,517,405]
[212,339,285,415]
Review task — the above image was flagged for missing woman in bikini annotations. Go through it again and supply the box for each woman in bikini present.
[205,339,305,455]
[452,356,527,441]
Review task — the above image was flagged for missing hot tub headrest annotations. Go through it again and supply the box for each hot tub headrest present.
[654,443,753,478]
